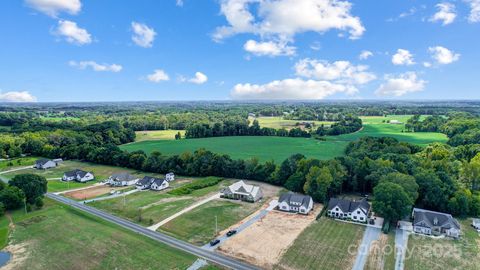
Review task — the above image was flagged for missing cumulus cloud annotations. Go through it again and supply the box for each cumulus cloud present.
[243,40,296,56]
[428,46,460,64]
[176,0,184,6]
[423,62,432,68]
[465,0,480,23]
[69,61,122,72]
[429,2,456,25]
[375,72,426,97]
[231,78,357,100]
[147,69,170,82]
[25,0,81,17]
[188,72,208,84]
[392,49,415,66]
[359,50,373,60]
[131,22,156,48]
[213,0,365,42]
[294,59,376,85]
[0,91,37,102]
[54,20,91,45]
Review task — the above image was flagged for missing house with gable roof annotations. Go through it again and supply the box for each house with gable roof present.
[278,192,314,214]
[220,180,263,202]
[412,208,461,238]
[327,197,370,223]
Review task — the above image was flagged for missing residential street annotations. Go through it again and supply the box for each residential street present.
[46,193,259,270]
[352,226,381,270]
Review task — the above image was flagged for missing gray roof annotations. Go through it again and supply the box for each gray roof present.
[64,169,89,178]
[279,192,312,208]
[36,159,51,166]
[152,178,167,186]
[413,208,460,230]
[110,173,137,182]
[328,198,370,214]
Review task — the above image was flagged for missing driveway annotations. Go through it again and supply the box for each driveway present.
[82,188,139,203]
[0,166,33,175]
[201,200,279,251]
[352,226,381,270]
[395,228,410,270]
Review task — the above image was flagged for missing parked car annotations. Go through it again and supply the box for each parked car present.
[209,239,220,246]
[226,230,237,237]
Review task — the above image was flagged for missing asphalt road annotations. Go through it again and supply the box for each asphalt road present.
[352,226,381,270]
[47,193,259,270]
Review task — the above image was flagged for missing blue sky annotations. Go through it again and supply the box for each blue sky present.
[0,0,479,102]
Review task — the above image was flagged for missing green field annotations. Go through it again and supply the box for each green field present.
[276,217,365,270]
[0,199,196,269]
[254,116,334,130]
[121,115,447,163]
[159,200,260,245]
[135,130,185,141]
[404,219,480,270]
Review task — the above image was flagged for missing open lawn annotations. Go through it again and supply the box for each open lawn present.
[134,130,185,141]
[121,115,447,163]
[404,219,480,270]
[0,199,196,270]
[365,230,396,270]
[254,116,334,130]
[159,199,260,245]
[276,217,365,270]
[90,178,230,226]
[0,157,38,172]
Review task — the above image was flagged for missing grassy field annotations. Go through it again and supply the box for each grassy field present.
[276,218,365,270]
[0,199,196,269]
[90,178,231,226]
[121,115,447,163]
[159,200,260,245]
[135,130,185,141]
[254,116,335,130]
[365,230,396,270]
[404,219,480,270]
[0,157,39,172]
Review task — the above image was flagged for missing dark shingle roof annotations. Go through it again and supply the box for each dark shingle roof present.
[152,178,167,186]
[328,198,370,214]
[111,173,137,182]
[279,192,312,208]
[413,208,460,230]
[36,159,51,166]
[64,169,89,178]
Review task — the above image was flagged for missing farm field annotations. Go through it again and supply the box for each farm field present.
[404,219,480,270]
[0,199,196,270]
[159,199,261,245]
[134,129,185,141]
[275,217,365,270]
[254,116,334,130]
[364,230,396,270]
[121,115,447,163]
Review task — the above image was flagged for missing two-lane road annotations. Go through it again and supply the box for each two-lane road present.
[46,193,259,270]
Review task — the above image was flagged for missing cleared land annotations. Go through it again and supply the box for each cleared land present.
[121,115,447,163]
[364,231,396,270]
[275,217,365,270]
[135,130,185,141]
[0,199,196,270]
[404,219,480,270]
[63,185,131,200]
[219,206,321,269]
[254,116,334,130]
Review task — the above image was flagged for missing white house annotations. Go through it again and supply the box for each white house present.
[472,218,480,230]
[108,173,139,186]
[150,178,169,191]
[165,172,175,182]
[278,192,314,214]
[34,159,57,170]
[62,169,94,182]
[220,180,263,202]
[412,208,461,238]
[327,198,370,223]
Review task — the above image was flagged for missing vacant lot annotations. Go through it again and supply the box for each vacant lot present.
[404,219,480,270]
[275,217,365,270]
[219,206,321,269]
[63,185,131,200]
[1,199,196,270]
[365,231,396,270]
[160,199,261,245]
[121,115,447,163]
[254,116,334,130]
[134,130,185,141]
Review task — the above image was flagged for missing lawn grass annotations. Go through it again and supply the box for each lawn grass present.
[2,199,196,269]
[0,157,38,171]
[134,130,185,141]
[404,219,480,270]
[276,217,365,270]
[159,199,260,245]
[121,115,447,163]
[255,116,335,130]
[364,230,396,270]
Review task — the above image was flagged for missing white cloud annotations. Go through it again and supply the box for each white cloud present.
[465,0,480,23]
[375,72,426,97]
[131,22,156,48]
[243,40,296,56]
[423,62,432,68]
[359,50,373,60]
[429,2,456,25]
[213,0,365,42]
[54,20,91,45]
[294,59,376,85]
[231,78,357,100]
[392,49,415,65]
[25,0,81,17]
[0,91,37,102]
[69,61,122,72]
[428,46,460,64]
[189,72,208,84]
[176,0,184,6]
[147,69,170,82]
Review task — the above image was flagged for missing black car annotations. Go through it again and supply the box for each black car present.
[226,230,237,237]
[210,239,220,246]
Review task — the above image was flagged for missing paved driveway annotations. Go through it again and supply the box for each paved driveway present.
[352,226,381,270]
[395,228,409,270]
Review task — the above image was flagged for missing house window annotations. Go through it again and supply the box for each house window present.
[357,210,360,214]
[360,217,364,221]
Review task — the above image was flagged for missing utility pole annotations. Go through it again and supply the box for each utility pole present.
[215,215,218,235]
[123,193,126,208]
[24,197,27,214]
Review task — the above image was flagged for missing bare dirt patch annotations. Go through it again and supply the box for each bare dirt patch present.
[218,204,321,269]
[63,185,129,200]
[1,242,30,270]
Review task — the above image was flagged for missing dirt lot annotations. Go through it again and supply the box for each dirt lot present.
[63,185,129,200]
[218,204,321,269]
